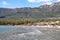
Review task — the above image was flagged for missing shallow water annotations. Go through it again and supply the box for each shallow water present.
[0,26,60,40]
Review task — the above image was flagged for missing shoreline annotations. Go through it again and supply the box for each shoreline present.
[0,25,60,28]
[14,25,60,28]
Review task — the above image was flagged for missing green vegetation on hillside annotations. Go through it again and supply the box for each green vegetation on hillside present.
[0,2,60,19]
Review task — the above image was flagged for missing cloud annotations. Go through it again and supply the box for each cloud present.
[57,0,60,2]
[27,0,52,3]
[2,1,8,5]
[27,0,52,5]
[45,2,52,5]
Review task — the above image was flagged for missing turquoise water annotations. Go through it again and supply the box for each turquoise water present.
[0,26,60,40]
[0,26,16,39]
[0,26,16,33]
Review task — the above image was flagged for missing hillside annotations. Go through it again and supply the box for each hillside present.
[0,2,60,20]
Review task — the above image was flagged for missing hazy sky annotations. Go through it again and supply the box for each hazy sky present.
[0,0,60,8]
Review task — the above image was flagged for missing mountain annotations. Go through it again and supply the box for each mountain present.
[0,2,60,20]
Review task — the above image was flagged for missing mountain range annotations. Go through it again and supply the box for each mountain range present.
[0,2,60,20]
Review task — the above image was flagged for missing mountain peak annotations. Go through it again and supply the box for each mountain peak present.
[0,2,60,19]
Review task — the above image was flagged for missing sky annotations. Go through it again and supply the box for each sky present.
[0,0,60,8]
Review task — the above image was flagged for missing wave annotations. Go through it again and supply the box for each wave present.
[4,27,44,40]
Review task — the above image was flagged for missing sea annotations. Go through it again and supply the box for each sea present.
[0,26,60,40]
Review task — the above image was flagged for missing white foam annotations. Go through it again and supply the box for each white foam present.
[35,39,38,40]
[0,39,1,40]
[4,27,44,40]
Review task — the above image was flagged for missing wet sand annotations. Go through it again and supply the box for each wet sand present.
[15,25,60,28]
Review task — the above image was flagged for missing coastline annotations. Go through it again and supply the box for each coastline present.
[0,25,60,28]
[14,25,60,28]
